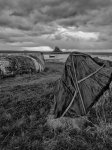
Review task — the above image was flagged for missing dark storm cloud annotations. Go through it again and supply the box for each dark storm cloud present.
[0,0,112,30]
[0,9,33,30]
[39,0,112,23]
[28,23,56,37]
[0,0,112,50]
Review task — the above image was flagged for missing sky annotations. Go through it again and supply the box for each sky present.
[0,0,112,52]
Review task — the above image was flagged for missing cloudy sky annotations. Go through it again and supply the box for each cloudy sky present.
[0,0,112,52]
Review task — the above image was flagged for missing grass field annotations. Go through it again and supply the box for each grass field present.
[0,61,112,150]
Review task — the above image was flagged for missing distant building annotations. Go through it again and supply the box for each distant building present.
[53,46,62,53]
